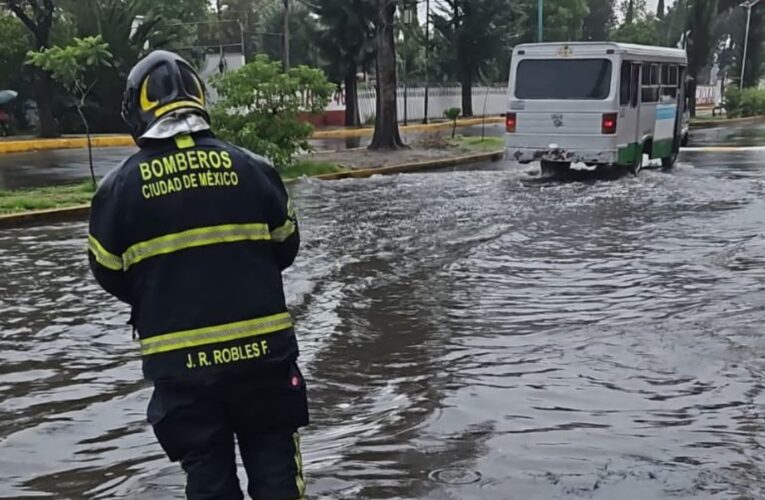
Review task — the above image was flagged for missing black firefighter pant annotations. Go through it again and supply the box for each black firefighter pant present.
[147,362,309,500]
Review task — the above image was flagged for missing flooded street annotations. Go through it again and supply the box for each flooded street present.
[1,155,765,499]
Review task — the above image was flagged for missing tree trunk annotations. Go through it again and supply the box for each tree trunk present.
[344,64,360,127]
[369,0,405,151]
[76,105,97,187]
[688,77,697,117]
[460,71,473,117]
[36,69,58,138]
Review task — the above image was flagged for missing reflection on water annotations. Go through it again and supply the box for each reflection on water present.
[1,155,765,499]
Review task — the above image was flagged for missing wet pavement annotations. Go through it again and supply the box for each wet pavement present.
[1,152,764,499]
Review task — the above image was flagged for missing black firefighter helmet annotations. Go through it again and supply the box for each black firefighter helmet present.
[121,50,209,142]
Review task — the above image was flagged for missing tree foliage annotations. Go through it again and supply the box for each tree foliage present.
[543,0,590,41]
[210,55,334,168]
[6,0,58,137]
[0,14,30,89]
[26,35,113,184]
[433,0,521,116]
[611,15,661,44]
[583,0,616,41]
[311,0,374,127]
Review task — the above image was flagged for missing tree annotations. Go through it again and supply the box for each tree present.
[369,0,405,150]
[0,13,30,89]
[27,35,112,186]
[62,0,190,132]
[262,1,320,69]
[210,55,334,169]
[583,0,616,40]
[312,0,375,127]
[398,6,426,82]
[657,0,665,19]
[544,0,590,41]
[433,0,520,117]
[444,107,460,137]
[732,7,765,87]
[685,0,720,115]
[6,0,58,137]
[611,15,661,44]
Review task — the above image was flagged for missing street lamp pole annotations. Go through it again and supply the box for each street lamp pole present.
[283,0,290,71]
[538,0,544,42]
[740,0,761,89]
[423,0,430,124]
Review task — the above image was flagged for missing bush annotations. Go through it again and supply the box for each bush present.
[724,87,765,118]
[444,107,461,138]
[210,55,334,170]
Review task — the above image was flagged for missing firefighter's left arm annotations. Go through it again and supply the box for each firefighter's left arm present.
[263,163,300,271]
[88,171,132,305]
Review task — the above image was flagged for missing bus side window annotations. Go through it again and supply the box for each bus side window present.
[662,64,677,99]
[641,63,657,103]
[620,62,631,106]
[631,64,640,107]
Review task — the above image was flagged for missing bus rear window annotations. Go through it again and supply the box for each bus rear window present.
[515,59,613,100]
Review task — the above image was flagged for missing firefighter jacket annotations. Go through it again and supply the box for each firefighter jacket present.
[88,132,300,382]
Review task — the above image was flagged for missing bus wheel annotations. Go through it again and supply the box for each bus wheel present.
[661,150,678,170]
[630,144,644,175]
[540,161,570,177]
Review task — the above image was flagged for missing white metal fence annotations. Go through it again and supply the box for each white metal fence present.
[356,83,722,123]
[357,85,508,123]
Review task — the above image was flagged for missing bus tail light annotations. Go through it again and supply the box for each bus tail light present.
[602,113,617,134]
[506,112,517,133]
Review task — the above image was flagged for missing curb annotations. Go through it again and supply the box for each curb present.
[0,136,136,154]
[0,117,507,154]
[1,150,504,227]
[312,117,506,139]
[0,204,91,229]
[690,114,765,129]
[310,150,504,180]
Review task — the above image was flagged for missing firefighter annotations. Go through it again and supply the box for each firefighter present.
[88,50,307,500]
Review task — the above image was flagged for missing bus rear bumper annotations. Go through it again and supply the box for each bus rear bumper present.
[505,147,618,165]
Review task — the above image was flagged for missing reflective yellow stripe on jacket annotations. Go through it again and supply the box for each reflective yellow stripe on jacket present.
[123,223,272,270]
[89,221,295,272]
[88,235,123,271]
[141,312,293,355]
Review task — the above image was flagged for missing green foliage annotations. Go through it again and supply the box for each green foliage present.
[0,181,95,215]
[311,0,375,82]
[434,0,522,81]
[685,0,720,78]
[398,10,426,81]
[583,0,616,41]
[261,2,321,68]
[444,107,461,121]
[26,36,113,95]
[611,16,661,44]
[544,0,590,41]
[281,161,347,179]
[724,87,765,117]
[210,56,334,169]
[0,14,31,90]
[444,107,460,137]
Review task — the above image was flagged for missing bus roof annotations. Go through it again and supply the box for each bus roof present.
[513,42,687,64]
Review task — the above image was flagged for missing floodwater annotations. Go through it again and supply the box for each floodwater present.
[1,155,765,499]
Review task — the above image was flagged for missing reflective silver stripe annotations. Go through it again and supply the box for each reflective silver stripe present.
[140,312,293,355]
[123,223,271,270]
